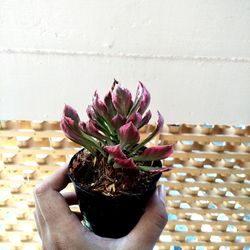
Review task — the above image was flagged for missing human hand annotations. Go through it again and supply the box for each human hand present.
[34,165,167,250]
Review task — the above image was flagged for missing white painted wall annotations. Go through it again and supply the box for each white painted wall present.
[0,0,250,124]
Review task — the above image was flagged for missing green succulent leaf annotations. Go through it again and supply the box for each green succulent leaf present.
[138,165,172,173]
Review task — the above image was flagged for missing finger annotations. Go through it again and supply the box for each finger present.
[34,166,81,227]
[37,165,70,192]
[72,211,83,221]
[61,192,81,219]
[127,185,167,249]
[61,192,79,205]
[33,205,45,229]
[34,210,43,239]
[33,194,46,237]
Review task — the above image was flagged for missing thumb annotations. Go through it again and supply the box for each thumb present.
[128,185,167,249]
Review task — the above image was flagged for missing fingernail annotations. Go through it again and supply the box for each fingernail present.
[158,184,166,204]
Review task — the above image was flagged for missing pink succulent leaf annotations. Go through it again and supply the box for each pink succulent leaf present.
[133,111,164,152]
[111,114,126,129]
[104,91,116,117]
[138,165,173,173]
[135,82,144,101]
[62,116,109,156]
[61,122,78,144]
[86,120,108,141]
[63,116,75,127]
[90,111,116,138]
[86,105,97,120]
[118,121,140,147]
[92,91,110,120]
[61,106,108,157]
[78,121,87,132]
[63,104,80,123]
[155,111,164,131]
[61,117,83,142]
[61,118,89,146]
[127,112,142,127]
[114,158,137,169]
[60,117,74,138]
[137,82,151,115]
[133,145,174,161]
[104,144,126,159]
[87,105,111,134]
[112,84,133,116]
[86,120,99,134]
[127,82,144,117]
[138,110,152,129]
[80,120,105,140]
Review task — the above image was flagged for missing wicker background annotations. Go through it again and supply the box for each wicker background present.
[0,120,249,249]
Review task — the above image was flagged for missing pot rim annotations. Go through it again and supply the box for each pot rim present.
[68,170,156,198]
[67,148,160,198]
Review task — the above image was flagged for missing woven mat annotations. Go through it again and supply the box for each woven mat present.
[0,121,249,249]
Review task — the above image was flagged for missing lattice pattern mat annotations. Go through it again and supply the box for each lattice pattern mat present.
[0,121,250,249]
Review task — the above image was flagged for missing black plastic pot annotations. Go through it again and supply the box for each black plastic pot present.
[68,149,161,238]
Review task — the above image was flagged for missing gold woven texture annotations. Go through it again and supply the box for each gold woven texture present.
[0,121,249,249]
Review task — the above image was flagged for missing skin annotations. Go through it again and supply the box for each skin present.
[34,165,168,250]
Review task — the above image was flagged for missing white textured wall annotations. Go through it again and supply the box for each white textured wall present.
[0,0,250,124]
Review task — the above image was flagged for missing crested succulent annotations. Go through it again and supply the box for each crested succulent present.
[61,80,173,173]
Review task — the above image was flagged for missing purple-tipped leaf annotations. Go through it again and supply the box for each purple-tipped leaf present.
[155,111,164,132]
[61,117,75,138]
[114,158,137,169]
[111,114,126,129]
[92,91,110,120]
[61,117,90,148]
[133,111,164,152]
[61,115,107,154]
[138,110,152,129]
[78,121,87,132]
[85,120,107,140]
[104,91,116,117]
[63,104,80,124]
[79,120,96,135]
[86,105,97,120]
[63,116,75,128]
[127,82,144,117]
[133,145,174,161]
[87,104,112,135]
[127,112,142,127]
[118,121,140,147]
[86,120,98,133]
[61,106,107,157]
[137,82,151,115]
[112,84,133,116]
[104,144,126,159]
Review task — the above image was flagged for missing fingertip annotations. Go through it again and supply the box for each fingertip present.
[157,184,166,205]
[126,187,168,249]
[145,185,168,227]
[145,185,166,213]
[33,182,46,197]
[49,165,70,191]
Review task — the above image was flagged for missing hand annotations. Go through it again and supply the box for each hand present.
[34,165,167,250]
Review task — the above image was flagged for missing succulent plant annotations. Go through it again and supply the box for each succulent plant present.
[61,80,173,173]
[60,80,174,238]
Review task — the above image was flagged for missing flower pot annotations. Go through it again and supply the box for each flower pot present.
[68,149,161,238]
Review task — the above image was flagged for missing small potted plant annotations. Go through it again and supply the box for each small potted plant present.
[60,80,173,238]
